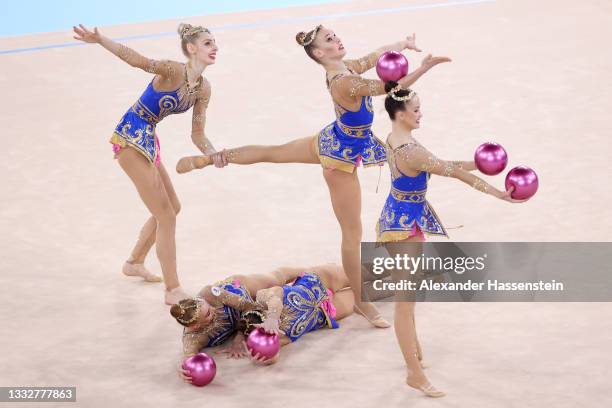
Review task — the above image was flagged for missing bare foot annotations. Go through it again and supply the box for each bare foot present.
[353,302,391,328]
[122,261,162,283]
[176,156,211,174]
[406,375,445,398]
[165,286,190,305]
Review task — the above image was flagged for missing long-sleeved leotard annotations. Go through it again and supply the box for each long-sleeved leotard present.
[377,140,496,242]
[181,267,314,356]
[106,40,216,165]
[315,48,439,173]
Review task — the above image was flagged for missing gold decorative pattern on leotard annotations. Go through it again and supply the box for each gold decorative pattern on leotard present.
[158,95,179,120]
[399,214,417,229]
[336,120,370,138]
[385,209,396,223]
[391,187,427,203]
[278,285,328,340]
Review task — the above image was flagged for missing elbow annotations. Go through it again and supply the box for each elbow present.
[191,133,203,144]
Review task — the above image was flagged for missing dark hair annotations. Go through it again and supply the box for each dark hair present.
[236,310,265,336]
[170,298,199,327]
[384,81,414,120]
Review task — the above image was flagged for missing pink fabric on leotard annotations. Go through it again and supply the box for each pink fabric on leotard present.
[409,223,426,241]
[320,288,337,318]
[355,155,363,167]
[112,135,161,167]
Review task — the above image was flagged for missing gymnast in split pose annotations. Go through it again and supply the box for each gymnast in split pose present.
[176,26,450,325]
[376,81,526,397]
[172,264,356,383]
[73,23,227,304]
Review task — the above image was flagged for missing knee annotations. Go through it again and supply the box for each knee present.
[155,202,177,225]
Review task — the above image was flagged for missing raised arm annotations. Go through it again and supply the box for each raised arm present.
[331,53,451,101]
[72,25,180,80]
[344,33,422,74]
[395,143,523,203]
[190,79,217,155]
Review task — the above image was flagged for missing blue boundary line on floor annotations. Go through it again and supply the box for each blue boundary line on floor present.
[0,0,495,56]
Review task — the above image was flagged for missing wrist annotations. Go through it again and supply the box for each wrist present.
[491,188,503,198]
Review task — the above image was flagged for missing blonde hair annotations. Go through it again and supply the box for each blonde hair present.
[170,298,201,326]
[295,25,323,62]
[177,23,210,57]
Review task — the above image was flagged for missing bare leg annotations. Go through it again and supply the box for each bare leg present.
[323,168,390,328]
[176,136,319,173]
[116,147,188,305]
[330,288,355,320]
[123,163,181,282]
[388,237,444,397]
[310,263,349,293]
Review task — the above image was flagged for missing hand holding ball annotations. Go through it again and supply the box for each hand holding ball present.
[182,353,216,387]
[246,328,280,361]
[505,166,538,200]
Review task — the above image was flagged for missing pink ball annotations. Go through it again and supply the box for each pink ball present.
[246,328,280,360]
[376,51,409,82]
[182,353,216,387]
[505,166,539,200]
[474,142,508,175]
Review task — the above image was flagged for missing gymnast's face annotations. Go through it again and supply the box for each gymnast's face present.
[188,300,214,329]
[313,27,346,60]
[397,96,422,130]
[186,32,218,65]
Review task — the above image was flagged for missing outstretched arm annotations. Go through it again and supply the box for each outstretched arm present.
[395,144,524,203]
[331,53,451,100]
[178,330,211,384]
[451,160,478,172]
[344,33,422,74]
[72,24,180,80]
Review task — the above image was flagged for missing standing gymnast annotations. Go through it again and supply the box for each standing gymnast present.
[73,23,225,304]
[175,26,450,326]
[377,81,526,397]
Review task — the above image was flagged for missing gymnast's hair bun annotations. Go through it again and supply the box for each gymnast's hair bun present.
[385,81,399,93]
[296,31,307,46]
[178,23,193,37]
[170,304,183,319]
